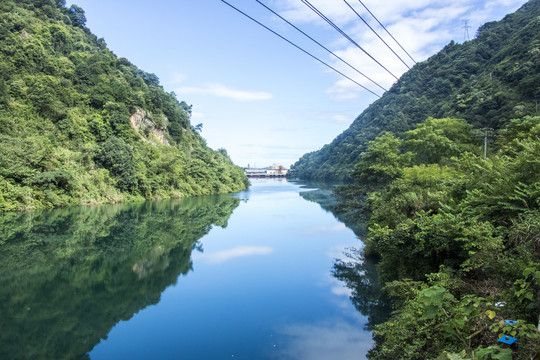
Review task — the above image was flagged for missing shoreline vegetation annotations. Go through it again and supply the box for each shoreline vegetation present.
[1,0,538,358]
[334,115,539,359]
[0,0,248,212]
[298,1,540,358]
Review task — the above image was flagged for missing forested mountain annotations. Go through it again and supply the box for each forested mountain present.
[0,0,248,211]
[290,0,540,181]
[294,1,540,358]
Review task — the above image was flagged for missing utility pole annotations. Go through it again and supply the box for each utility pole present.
[484,129,488,160]
[477,128,494,160]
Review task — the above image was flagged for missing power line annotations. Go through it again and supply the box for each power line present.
[220,0,382,97]
[255,0,388,93]
[299,0,399,80]
[342,0,411,70]
[357,0,416,64]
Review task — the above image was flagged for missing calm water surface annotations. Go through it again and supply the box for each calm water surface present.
[1,179,375,360]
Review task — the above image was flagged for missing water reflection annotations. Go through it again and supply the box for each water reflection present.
[0,195,240,360]
[195,245,275,264]
[332,249,392,330]
[298,185,392,330]
[1,180,389,359]
[298,183,366,236]
[277,319,374,360]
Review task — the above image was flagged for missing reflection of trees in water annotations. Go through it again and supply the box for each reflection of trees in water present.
[298,184,391,329]
[297,183,366,236]
[332,249,392,330]
[0,195,240,360]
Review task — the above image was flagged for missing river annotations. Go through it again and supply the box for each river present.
[0,179,387,360]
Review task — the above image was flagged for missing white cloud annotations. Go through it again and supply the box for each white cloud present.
[177,83,273,101]
[274,0,527,98]
[326,77,377,101]
[330,114,350,123]
[170,71,186,84]
[276,0,357,25]
[199,246,274,264]
[300,111,355,123]
[485,0,523,7]
[190,111,205,120]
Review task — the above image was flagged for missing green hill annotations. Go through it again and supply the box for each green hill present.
[289,2,539,357]
[290,0,540,181]
[290,1,540,357]
[0,0,248,211]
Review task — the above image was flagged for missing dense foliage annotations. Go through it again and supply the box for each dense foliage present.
[339,114,540,359]
[290,0,540,182]
[0,0,248,211]
[290,1,540,357]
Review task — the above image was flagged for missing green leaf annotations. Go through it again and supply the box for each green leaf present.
[475,346,512,360]
[486,310,496,319]
[421,305,439,320]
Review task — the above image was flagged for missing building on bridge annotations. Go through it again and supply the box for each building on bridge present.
[245,164,288,177]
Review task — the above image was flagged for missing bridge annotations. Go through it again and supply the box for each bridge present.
[244,164,288,178]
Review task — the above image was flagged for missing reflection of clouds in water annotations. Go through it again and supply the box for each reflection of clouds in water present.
[326,243,361,262]
[304,222,348,234]
[331,283,353,297]
[195,246,274,264]
[323,244,358,298]
[277,320,373,360]
[318,271,353,298]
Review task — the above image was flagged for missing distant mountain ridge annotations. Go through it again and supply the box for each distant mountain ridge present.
[0,0,248,211]
[290,0,540,181]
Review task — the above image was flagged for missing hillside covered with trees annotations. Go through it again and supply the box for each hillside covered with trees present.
[298,1,540,358]
[290,0,540,181]
[0,0,248,211]
[331,115,539,359]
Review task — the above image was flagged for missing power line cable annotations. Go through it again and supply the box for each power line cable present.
[342,0,410,70]
[299,0,399,80]
[255,0,387,92]
[357,0,416,64]
[220,0,382,97]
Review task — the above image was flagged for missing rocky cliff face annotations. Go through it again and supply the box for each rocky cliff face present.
[129,108,170,145]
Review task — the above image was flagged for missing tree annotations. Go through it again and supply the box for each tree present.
[193,123,203,133]
[0,0,248,211]
[68,5,86,28]
[94,137,136,192]
[405,117,477,164]
[353,132,407,190]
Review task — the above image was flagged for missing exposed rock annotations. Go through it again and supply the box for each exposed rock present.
[129,107,169,145]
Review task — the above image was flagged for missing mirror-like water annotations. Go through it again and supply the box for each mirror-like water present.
[1,179,383,360]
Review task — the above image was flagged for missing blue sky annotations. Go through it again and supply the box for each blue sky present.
[67,0,528,168]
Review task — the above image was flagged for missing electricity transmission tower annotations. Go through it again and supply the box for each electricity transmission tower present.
[462,20,471,41]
